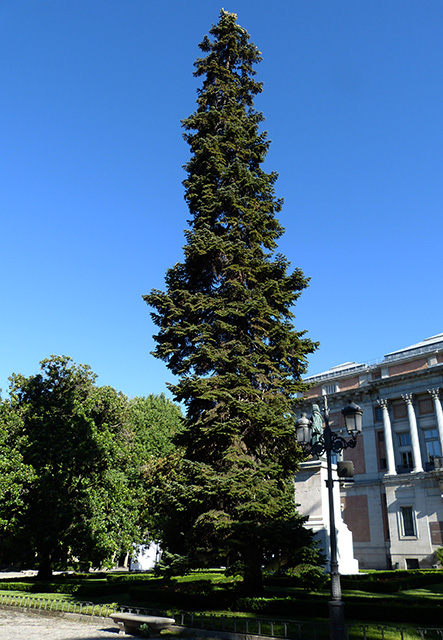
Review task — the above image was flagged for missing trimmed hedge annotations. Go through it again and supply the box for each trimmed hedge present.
[341,569,443,593]
[0,580,131,597]
[106,573,157,583]
[345,600,443,625]
[76,581,142,597]
[0,582,34,592]
[234,595,443,625]
[234,596,327,618]
[129,584,237,610]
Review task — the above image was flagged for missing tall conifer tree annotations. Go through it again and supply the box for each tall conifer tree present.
[145,10,317,593]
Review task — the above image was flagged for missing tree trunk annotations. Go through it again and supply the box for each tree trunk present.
[242,545,264,595]
[37,555,53,580]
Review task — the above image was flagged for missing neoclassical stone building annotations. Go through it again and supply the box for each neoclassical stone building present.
[298,333,443,570]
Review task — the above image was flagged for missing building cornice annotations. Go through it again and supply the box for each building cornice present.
[382,468,443,486]
[298,363,443,409]
[305,338,443,385]
[365,363,443,399]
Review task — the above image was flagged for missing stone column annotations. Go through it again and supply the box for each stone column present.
[378,398,396,475]
[428,388,443,453]
[402,393,423,473]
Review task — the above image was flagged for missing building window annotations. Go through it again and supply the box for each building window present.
[424,429,442,465]
[372,370,381,380]
[397,433,413,471]
[401,506,416,537]
[393,404,407,420]
[323,383,339,395]
[401,451,413,469]
[398,433,411,447]
[418,398,434,415]
[376,430,387,471]
[374,406,383,422]
[406,558,419,569]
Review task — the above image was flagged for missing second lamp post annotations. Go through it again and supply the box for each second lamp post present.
[295,398,363,640]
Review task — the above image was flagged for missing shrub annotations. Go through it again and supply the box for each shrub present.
[233,595,327,618]
[129,583,236,610]
[30,582,80,594]
[345,600,443,625]
[286,564,329,591]
[0,579,133,598]
[140,623,151,638]
[0,582,34,592]
[76,581,134,597]
[106,573,155,583]
[341,569,443,593]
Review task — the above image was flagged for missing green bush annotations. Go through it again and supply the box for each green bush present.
[341,569,443,593]
[129,583,236,610]
[286,564,329,591]
[0,579,132,598]
[106,573,155,583]
[233,595,327,618]
[0,576,34,582]
[345,600,443,625]
[0,582,34,592]
[76,581,134,597]
[30,582,80,594]
[233,594,443,624]
[140,623,151,638]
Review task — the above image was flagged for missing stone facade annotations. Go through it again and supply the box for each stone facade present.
[294,459,359,574]
[297,333,443,570]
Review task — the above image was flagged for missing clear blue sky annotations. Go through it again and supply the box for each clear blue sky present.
[1,1,442,399]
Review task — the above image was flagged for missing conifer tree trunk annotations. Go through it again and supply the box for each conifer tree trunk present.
[145,10,317,595]
[37,554,53,580]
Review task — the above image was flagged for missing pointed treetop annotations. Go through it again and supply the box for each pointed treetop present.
[220,8,237,19]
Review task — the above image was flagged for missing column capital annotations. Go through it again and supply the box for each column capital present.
[377,398,389,410]
[402,393,414,405]
[428,388,440,400]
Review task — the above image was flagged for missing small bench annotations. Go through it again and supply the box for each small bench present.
[110,612,175,636]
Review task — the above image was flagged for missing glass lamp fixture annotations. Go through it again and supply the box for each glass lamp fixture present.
[341,400,363,437]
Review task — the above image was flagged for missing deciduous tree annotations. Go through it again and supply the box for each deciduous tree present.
[126,394,183,542]
[0,399,34,540]
[7,356,141,578]
[128,394,182,459]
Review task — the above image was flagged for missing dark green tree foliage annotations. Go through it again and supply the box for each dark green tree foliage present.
[0,400,34,534]
[144,10,317,593]
[6,356,141,578]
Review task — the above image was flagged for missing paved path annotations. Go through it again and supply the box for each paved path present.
[0,608,120,639]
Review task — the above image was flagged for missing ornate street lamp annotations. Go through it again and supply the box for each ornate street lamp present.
[295,397,363,640]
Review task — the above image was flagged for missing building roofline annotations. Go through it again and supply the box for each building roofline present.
[305,335,443,384]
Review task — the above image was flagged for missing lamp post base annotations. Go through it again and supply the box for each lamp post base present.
[328,599,345,640]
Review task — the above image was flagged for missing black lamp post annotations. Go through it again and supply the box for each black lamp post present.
[295,398,363,640]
